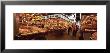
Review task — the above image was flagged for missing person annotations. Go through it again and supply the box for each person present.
[72,23,78,37]
[79,27,84,40]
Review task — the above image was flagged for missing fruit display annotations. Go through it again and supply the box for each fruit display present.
[80,14,97,32]
[15,13,76,36]
[44,18,71,30]
[16,13,45,35]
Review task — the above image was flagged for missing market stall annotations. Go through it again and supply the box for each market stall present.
[80,13,97,40]
[14,13,78,40]
[14,13,97,40]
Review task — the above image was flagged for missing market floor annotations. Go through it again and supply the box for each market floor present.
[14,30,92,40]
[45,31,80,40]
[45,30,91,40]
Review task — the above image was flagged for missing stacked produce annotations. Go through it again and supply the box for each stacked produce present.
[44,18,70,30]
[16,13,76,36]
[80,14,97,32]
[17,13,47,35]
